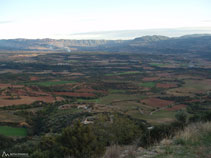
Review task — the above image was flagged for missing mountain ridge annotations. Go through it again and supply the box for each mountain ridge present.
[0,34,211,54]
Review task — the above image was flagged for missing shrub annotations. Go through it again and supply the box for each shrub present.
[58,121,105,158]
[93,114,143,145]
[0,134,14,149]
[175,110,187,124]
[174,122,211,145]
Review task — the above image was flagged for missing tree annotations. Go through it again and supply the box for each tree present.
[92,114,142,145]
[110,116,141,145]
[58,121,105,158]
[175,110,187,124]
[28,111,46,135]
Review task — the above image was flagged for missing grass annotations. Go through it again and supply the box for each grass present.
[150,63,167,67]
[104,145,136,158]
[76,98,100,103]
[0,110,25,123]
[184,80,211,90]
[167,79,211,96]
[154,122,211,158]
[175,122,211,145]
[132,110,177,125]
[180,63,189,68]
[97,94,144,105]
[109,89,126,94]
[139,82,156,88]
[68,60,78,63]
[24,80,76,87]
[0,126,27,137]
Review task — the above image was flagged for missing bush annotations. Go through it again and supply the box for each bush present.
[175,110,187,124]
[58,121,105,158]
[0,134,14,149]
[139,122,184,147]
[32,121,105,158]
[189,111,211,122]
[92,114,143,145]
[110,116,141,145]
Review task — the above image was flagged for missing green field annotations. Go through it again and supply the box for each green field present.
[109,89,126,94]
[139,82,156,88]
[0,126,27,137]
[24,80,76,87]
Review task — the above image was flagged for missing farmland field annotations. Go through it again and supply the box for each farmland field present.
[0,45,211,158]
[0,126,27,137]
[0,51,211,138]
[139,82,156,88]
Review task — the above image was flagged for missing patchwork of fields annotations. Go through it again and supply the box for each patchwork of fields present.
[0,51,211,137]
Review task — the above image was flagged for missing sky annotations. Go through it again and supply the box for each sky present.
[0,0,211,39]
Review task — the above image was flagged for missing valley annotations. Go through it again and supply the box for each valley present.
[0,51,211,126]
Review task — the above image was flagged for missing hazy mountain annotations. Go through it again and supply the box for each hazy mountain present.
[67,27,211,40]
[129,35,169,46]
[0,34,211,54]
[0,39,127,51]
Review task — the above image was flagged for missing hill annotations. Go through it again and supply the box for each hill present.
[0,38,127,51]
[104,121,211,158]
[0,34,211,54]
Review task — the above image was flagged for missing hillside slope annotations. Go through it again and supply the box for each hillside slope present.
[137,122,211,158]
[104,122,211,158]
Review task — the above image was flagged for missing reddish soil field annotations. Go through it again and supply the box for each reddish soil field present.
[156,72,171,77]
[184,99,200,103]
[0,86,64,106]
[1,87,49,97]
[165,104,187,111]
[143,77,159,81]
[0,84,11,89]
[30,76,39,81]
[0,84,24,89]
[0,95,59,106]
[11,85,24,88]
[53,92,95,97]
[70,73,84,76]
[55,96,64,101]
[76,88,96,92]
[156,83,177,88]
[141,88,151,91]
[141,98,174,108]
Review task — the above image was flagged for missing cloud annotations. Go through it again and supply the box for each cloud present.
[0,20,13,24]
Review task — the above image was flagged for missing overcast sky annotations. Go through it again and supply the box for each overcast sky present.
[0,0,211,39]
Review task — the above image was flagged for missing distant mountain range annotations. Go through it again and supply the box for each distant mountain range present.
[0,34,211,54]
[67,27,211,40]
